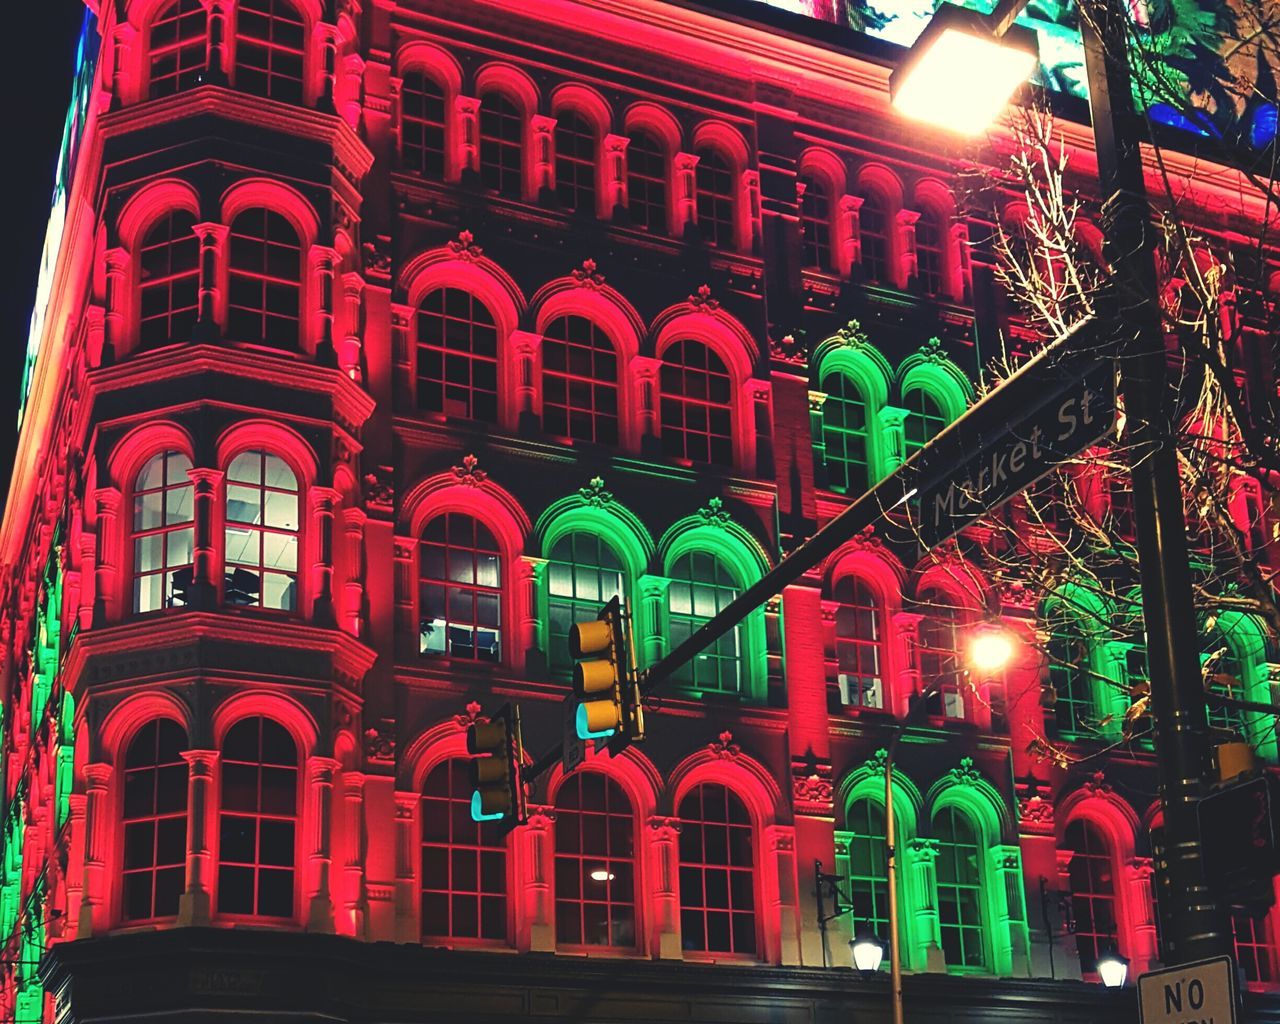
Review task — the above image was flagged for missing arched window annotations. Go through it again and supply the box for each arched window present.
[139,210,200,348]
[659,340,733,467]
[915,207,946,297]
[820,372,870,495]
[418,513,502,662]
[554,772,635,948]
[420,758,507,942]
[844,797,889,940]
[833,575,884,710]
[479,92,523,196]
[556,111,597,212]
[696,148,734,249]
[1064,819,1117,973]
[541,315,619,445]
[668,551,741,693]
[1233,912,1275,983]
[132,450,194,614]
[224,449,299,611]
[902,388,946,459]
[121,719,188,922]
[401,71,447,178]
[547,532,624,677]
[627,130,667,233]
[218,717,297,918]
[1048,610,1093,736]
[934,804,985,969]
[149,0,207,99]
[799,176,831,269]
[678,783,755,956]
[415,288,499,422]
[859,191,890,284]
[235,0,306,105]
[227,208,301,349]
[917,588,966,719]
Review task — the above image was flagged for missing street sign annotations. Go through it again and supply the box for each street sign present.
[916,322,1116,547]
[1138,956,1237,1024]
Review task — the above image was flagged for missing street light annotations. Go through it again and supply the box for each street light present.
[850,932,887,976]
[1096,948,1130,988]
[967,622,1016,675]
[889,2,1038,135]
[888,0,1232,971]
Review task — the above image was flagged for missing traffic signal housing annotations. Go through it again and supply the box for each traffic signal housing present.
[466,704,527,827]
[1198,771,1280,915]
[568,595,643,748]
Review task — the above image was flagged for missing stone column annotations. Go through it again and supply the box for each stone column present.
[178,749,218,925]
[77,763,112,938]
[340,507,366,638]
[394,792,418,942]
[206,0,231,85]
[633,356,661,454]
[673,152,699,236]
[602,133,630,219]
[317,23,338,112]
[765,825,801,966]
[92,488,122,627]
[64,791,87,933]
[747,379,774,478]
[647,816,683,958]
[456,96,481,174]
[309,486,339,626]
[188,468,223,610]
[878,406,908,475]
[103,249,128,362]
[193,223,228,340]
[989,844,1030,976]
[637,575,670,669]
[517,556,547,676]
[837,194,863,277]
[312,245,339,364]
[508,329,541,433]
[306,756,339,932]
[897,208,921,289]
[522,808,555,952]
[531,114,557,199]
[1126,856,1159,974]
[338,271,365,382]
[743,169,762,254]
[905,837,946,971]
[340,771,367,938]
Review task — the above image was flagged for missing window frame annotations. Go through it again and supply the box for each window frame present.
[478,90,526,198]
[658,338,736,469]
[221,448,303,614]
[147,0,209,100]
[130,448,196,616]
[232,0,308,106]
[214,715,301,922]
[417,511,505,665]
[118,718,189,925]
[676,781,759,960]
[400,69,449,179]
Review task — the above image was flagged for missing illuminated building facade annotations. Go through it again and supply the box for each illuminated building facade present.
[3,0,1279,1021]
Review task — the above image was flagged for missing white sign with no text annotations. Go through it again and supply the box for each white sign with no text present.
[1138,956,1237,1024]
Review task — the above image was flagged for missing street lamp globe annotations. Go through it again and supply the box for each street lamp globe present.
[850,932,887,976]
[1096,949,1130,989]
[968,624,1016,674]
[889,2,1039,135]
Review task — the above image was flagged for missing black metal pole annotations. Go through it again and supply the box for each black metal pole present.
[1078,0,1231,964]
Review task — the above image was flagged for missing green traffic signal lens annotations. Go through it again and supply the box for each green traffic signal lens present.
[576,701,619,740]
[470,790,508,822]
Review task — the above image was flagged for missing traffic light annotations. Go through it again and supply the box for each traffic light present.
[1198,771,1280,914]
[568,595,643,747]
[466,704,527,827]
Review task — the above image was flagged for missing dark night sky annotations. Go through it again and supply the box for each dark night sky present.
[0,2,93,515]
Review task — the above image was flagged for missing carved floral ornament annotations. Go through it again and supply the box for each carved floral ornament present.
[452,701,483,730]
[792,759,835,813]
[571,259,606,289]
[770,333,807,365]
[834,319,870,350]
[362,465,394,507]
[707,729,740,758]
[364,719,396,764]
[578,476,613,508]
[949,756,982,787]
[688,283,720,311]
[916,336,948,365]
[697,497,733,528]
[447,229,484,262]
[452,454,488,487]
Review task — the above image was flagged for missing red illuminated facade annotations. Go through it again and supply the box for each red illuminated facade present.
[3,0,1279,1021]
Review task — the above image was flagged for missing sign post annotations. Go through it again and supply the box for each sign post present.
[1138,957,1238,1024]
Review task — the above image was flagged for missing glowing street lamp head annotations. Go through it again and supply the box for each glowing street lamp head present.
[1096,948,1130,988]
[890,4,1039,136]
[968,624,1016,674]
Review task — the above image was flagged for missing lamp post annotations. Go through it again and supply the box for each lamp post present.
[889,0,1233,968]
[883,624,1017,1024]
